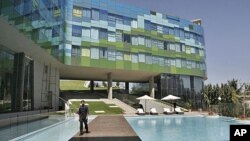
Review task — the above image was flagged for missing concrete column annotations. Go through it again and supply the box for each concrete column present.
[90,80,94,93]
[107,73,112,99]
[149,76,155,98]
[125,82,129,93]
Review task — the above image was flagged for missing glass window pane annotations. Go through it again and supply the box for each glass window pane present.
[138,54,145,63]
[91,9,99,20]
[91,48,99,59]
[132,54,138,63]
[73,6,82,17]
[72,25,82,37]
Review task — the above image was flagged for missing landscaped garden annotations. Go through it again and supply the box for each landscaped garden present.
[70,101,124,115]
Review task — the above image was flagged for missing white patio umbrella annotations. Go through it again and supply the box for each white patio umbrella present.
[161,95,181,111]
[136,95,155,113]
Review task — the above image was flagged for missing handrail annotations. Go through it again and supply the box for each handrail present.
[58,97,71,117]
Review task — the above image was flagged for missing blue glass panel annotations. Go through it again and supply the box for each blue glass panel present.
[144,20,151,31]
[72,25,82,37]
[91,9,99,20]
[100,9,108,21]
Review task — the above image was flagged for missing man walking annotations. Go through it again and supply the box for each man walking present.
[78,100,89,135]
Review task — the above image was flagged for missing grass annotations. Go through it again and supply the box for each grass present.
[70,101,124,115]
[60,80,87,90]
[60,80,121,90]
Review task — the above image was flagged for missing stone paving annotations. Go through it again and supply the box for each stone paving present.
[100,98,137,115]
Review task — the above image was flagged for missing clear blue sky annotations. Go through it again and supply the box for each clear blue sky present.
[117,0,250,84]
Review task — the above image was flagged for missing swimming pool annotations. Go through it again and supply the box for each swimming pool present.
[0,115,66,141]
[9,115,96,141]
[126,115,242,141]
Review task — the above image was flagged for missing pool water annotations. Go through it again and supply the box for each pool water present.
[126,116,240,141]
[0,115,66,141]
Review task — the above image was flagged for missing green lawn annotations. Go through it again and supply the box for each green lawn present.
[60,80,121,91]
[60,80,87,90]
[70,101,124,115]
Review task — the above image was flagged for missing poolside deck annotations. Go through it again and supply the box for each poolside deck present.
[69,115,141,141]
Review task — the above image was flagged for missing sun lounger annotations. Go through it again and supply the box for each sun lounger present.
[175,107,184,114]
[150,108,158,115]
[136,108,145,115]
[163,108,174,114]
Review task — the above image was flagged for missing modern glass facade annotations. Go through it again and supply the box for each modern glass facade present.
[0,0,207,110]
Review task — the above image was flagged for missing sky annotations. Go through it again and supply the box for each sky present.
[117,0,250,85]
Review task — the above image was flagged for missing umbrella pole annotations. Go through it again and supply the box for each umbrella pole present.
[145,99,146,113]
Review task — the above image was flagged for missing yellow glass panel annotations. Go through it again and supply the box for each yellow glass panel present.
[73,7,82,17]
[124,53,131,61]
[82,48,90,57]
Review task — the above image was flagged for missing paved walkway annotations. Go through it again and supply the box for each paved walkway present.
[69,115,141,141]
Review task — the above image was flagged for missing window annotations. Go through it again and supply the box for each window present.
[145,38,151,48]
[116,15,123,24]
[138,36,145,45]
[145,55,152,64]
[99,9,108,21]
[83,27,91,38]
[124,53,131,61]
[123,34,131,43]
[157,26,163,33]
[169,44,175,51]
[72,25,82,37]
[191,47,195,54]
[108,49,116,61]
[170,59,176,66]
[186,47,191,54]
[165,58,170,66]
[169,28,174,35]
[132,54,138,63]
[138,53,145,63]
[182,60,186,68]
[73,6,82,17]
[186,61,192,69]
[52,25,60,37]
[151,23,157,31]
[72,45,81,56]
[176,59,181,68]
[91,9,99,20]
[158,40,164,49]
[91,28,99,40]
[164,41,168,50]
[163,26,169,34]
[144,20,151,31]
[180,29,184,38]
[181,44,185,52]
[174,28,180,37]
[192,61,196,69]
[83,8,91,18]
[151,39,158,47]
[131,36,138,45]
[108,14,116,27]
[199,50,204,56]
[82,48,90,57]
[175,44,181,52]
[99,28,108,40]
[108,32,116,42]
[99,48,107,59]
[116,30,123,42]
[91,48,99,59]
[152,56,159,64]
[185,31,190,39]
[116,51,123,60]
[123,17,131,26]
[159,57,164,66]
